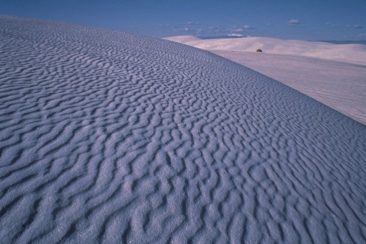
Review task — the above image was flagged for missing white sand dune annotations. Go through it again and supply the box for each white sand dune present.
[165,35,366,66]
[1,17,366,243]
[165,36,366,125]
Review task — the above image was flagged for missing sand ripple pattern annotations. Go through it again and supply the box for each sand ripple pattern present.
[0,17,366,243]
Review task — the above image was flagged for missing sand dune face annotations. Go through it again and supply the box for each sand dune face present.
[1,17,366,243]
[210,50,366,125]
[165,36,366,125]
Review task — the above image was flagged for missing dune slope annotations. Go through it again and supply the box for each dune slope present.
[165,36,366,125]
[211,50,366,125]
[1,17,366,243]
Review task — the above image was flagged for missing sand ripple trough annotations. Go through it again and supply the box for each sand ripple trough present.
[0,17,366,243]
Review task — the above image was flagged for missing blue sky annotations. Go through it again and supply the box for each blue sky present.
[1,0,366,40]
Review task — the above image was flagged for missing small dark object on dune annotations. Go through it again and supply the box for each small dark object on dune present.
[256,48,263,53]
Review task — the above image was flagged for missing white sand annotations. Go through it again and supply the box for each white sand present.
[165,36,366,125]
[165,35,366,65]
[1,17,366,243]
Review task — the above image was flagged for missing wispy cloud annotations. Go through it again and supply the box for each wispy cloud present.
[169,23,254,38]
[232,25,252,32]
[354,25,363,29]
[232,27,244,32]
[227,25,253,36]
[288,19,300,26]
[227,33,244,37]
[243,24,251,29]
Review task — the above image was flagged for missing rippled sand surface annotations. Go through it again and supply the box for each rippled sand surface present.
[1,17,366,243]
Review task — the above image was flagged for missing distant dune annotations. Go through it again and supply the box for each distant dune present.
[1,17,366,243]
[165,35,366,124]
[165,35,366,65]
